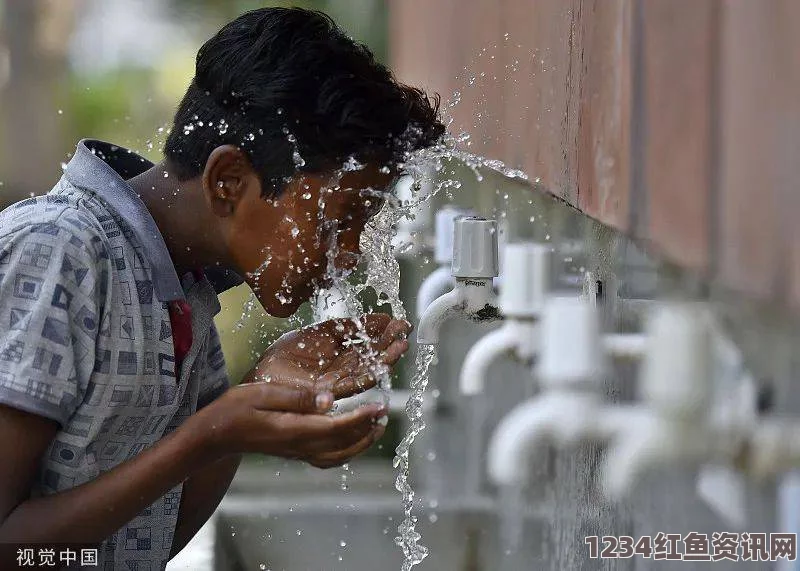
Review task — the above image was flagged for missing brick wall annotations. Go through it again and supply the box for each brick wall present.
[389,0,800,308]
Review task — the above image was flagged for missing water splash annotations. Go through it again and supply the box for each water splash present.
[215,96,537,569]
[393,344,437,570]
[356,203,407,322]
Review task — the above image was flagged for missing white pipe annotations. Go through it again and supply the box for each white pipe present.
[459,321,536,396]
[601,418,741,502]
[603,334,648,360]
[333,388,433,415]
[602,420,670,501]
[416,287,465,346]
[417,278,497,346]
[416,266,455,319]
[487,392,603,487]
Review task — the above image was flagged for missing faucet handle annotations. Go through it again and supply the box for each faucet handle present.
[452,217,500,279]
[434,206,473,265]
[499,242,550,318]
[640,302,713,417]
[537,296,605,388]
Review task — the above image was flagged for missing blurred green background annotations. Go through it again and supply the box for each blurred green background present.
[0,0,390,385]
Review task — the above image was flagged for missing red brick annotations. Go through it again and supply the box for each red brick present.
[717,0,796,301]
[575,0,633,232]
[518,0,579,203]
[640,0,718,272]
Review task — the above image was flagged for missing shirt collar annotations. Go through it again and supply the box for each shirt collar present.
[63,139,244,301]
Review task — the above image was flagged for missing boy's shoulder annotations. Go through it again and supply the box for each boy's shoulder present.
[1,188,106,244]
[0,187,111,269]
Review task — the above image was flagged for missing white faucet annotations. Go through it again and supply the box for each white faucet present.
[416,217,500,345]
[415,206,473,319]
[459,242,549,396]
[391,174,434,259]
[602,304,800,504]
[600,303,722,500]
[487,296,611,487]
[485,290,653,489]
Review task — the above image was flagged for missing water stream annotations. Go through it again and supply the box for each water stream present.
[226,121,533,569]
[392,344,438,570]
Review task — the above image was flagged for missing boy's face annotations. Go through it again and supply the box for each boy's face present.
[225,167,394,317]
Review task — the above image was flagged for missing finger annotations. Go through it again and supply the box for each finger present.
[245,382,334,414]
[317,353,361,391]
[326,340,407,399]
[375,319,412,351]
[290,403,387,452]
[343,338,409,383]
[358,313,392,340]
[317,314,386,342]
[308,424,387,469]
[310,416,386,465]
[330,373,377,400]
[380,339,410,367]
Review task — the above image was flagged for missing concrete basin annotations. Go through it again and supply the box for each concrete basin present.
[215,493,551,571]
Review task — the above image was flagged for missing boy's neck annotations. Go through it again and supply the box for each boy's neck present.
[127,162,218,279]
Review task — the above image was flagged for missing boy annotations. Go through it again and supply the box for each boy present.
[0,7,444,570]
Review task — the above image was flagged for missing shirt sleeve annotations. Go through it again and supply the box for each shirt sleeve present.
[197,321,231,410]
[0,220,108,426]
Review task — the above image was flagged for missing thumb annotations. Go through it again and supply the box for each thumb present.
[249,382,334,414]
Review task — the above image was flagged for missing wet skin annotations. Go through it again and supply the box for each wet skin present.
[0,144,410,558]
[132,144,393,317]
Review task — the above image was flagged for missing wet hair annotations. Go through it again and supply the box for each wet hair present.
[164,7,445,198]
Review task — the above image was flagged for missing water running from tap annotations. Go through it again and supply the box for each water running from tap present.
[393,344,438,570]
[219,110,533,570]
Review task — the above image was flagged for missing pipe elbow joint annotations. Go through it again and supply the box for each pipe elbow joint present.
[459,325,519,396]
[417,288,465,345]
[416,267,455,320]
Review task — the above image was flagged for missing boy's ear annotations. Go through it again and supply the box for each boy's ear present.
[202,145,261,217]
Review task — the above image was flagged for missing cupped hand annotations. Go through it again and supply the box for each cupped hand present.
[245,313,411,400]
[199,381,388,469]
